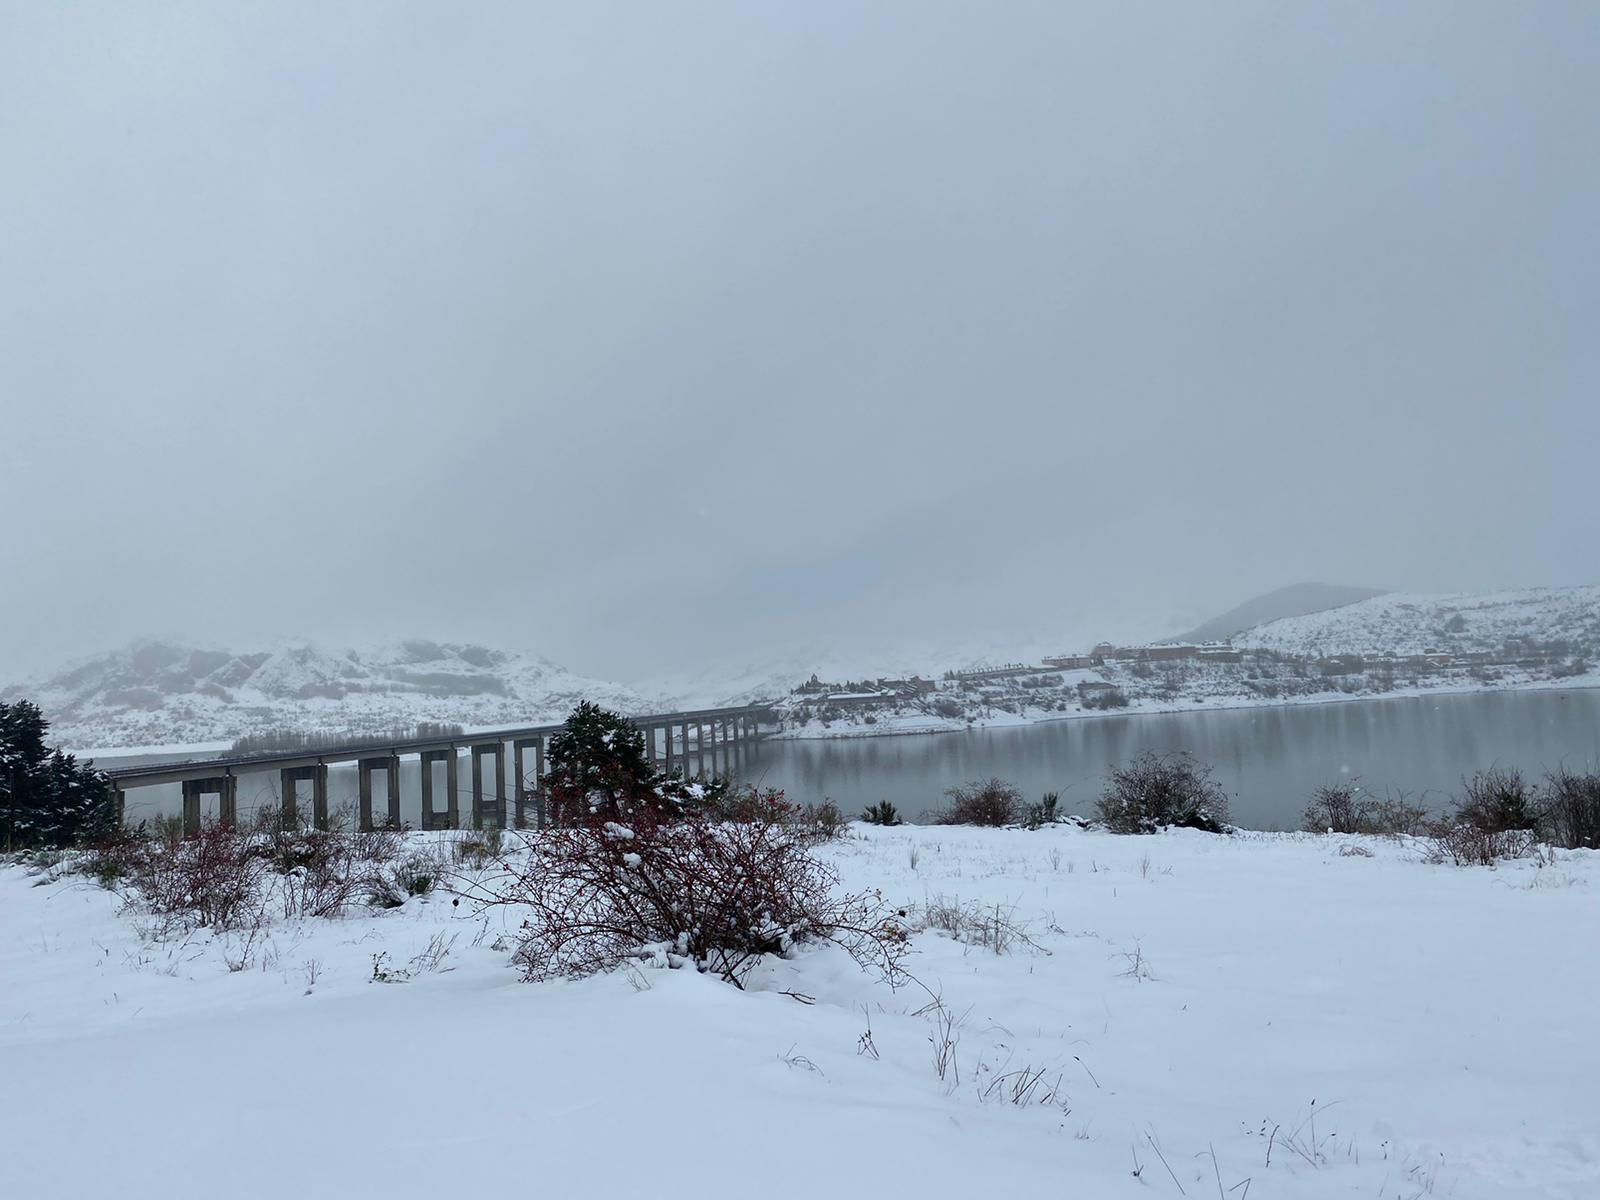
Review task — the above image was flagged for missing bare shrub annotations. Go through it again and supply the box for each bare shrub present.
[935,778,1021,827]
[1301,781,1372,834]
[476,803,908,987]
[1542,766,1600,850]
[1426,820,1536,866]
[1368,793,1430,836]
[365,842,447,907]
[245,809,406,918]
[1426,768,1544,866]
[121,822,267,931]
[80,824,151,890]
[95,814,411,926]
[795,800,847,843]
[275,835,370,920]
[1096,751,1229,834]
[1458,767,1540,835]
[1301,781,1427,836]
[152,813,185,849]
[698,784,789,825]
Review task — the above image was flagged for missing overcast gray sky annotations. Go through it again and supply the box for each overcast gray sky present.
[2,1,1596,682]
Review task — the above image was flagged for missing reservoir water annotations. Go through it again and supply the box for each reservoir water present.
[741,689,1600,827]
[99,689,1600,831]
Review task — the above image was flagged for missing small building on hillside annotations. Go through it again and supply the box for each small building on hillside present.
[1044,655,1096,670]
[1138,644,1200,662]
[954,663,1038,682]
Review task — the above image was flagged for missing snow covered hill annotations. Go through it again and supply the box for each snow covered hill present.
[1237,585,1600,658]
[4,639,662,751]
[1179,581,1388,643]
[12,585,1598,752]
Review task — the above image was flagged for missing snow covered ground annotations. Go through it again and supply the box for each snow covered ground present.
[4,825,1596,1199]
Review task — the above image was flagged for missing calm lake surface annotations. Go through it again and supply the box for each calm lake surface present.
[100,689,1600,831]
[742,689,1600,828]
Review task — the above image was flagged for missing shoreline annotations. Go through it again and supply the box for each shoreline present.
[60,676,1600,758]
[769,675,1600,741]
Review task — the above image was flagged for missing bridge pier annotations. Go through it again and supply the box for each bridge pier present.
[181,775,236,836]
[358,755,401,831]
[512,736,546,828]
[471,742,507,829]
[419,749,459,830]
[280,764,330,830]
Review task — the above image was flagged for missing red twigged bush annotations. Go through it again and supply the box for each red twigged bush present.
[479,790,907,987]
[86,814,412,929]
[120,821,268,932]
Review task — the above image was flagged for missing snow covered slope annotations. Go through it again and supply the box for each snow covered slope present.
[1180,581,1387,643]
[4,826,1597,1199]
[4,639,662,751]
[1237,585,1600,658]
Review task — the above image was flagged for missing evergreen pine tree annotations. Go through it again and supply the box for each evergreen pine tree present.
[543,701,656,825]
[541,702,728,825]
[0,700,113,850]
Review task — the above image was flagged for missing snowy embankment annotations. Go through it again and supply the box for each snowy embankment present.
[3,827,1597,1199]
[772,668,1600,740]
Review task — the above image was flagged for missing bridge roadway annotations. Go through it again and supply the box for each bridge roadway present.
[102,704,768,834]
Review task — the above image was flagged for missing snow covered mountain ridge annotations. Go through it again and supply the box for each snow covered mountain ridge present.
[1236,585,1600,658]
[9,585,1597,752]
[4,639,662,752]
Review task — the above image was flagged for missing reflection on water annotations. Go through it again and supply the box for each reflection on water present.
[98,690,1600,831]
[742,689,1600,828]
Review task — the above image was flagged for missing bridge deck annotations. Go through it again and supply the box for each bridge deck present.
[104,704,767,789]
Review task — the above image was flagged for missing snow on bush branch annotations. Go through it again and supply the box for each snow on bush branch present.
[472,794,909,988]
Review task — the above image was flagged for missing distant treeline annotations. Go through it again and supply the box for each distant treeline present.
[229,722,465,756]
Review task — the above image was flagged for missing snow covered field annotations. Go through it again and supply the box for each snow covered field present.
[4,825,1596,1199]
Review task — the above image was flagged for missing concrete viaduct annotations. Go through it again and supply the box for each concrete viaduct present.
[102,705,767,836]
